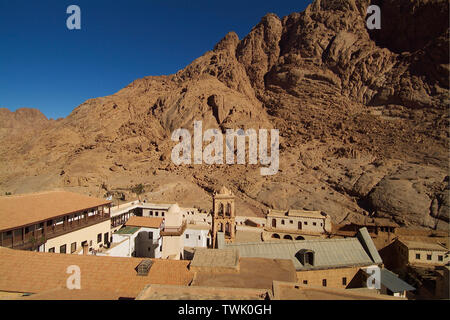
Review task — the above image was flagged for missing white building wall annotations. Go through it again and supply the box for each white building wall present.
[183,228,209,248]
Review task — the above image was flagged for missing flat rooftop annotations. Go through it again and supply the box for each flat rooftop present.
[192,257,297,290]
[136,284,267,300]
[114,226,140,235]
[0,191,111,231]
[190,249,239,270]
[399,239,448,251]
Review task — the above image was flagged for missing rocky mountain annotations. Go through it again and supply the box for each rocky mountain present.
[0,0,448,229]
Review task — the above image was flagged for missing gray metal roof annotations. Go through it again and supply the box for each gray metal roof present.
[224,237,376,271]
[380,269,415,292]
[357,227,383,264]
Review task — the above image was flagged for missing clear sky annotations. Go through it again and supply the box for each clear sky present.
[0,0,311,119]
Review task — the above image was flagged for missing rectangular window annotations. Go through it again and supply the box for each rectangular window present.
[322,279,327,287]
[186,234,189,239]
[416,253,421,259]
[49,247,55,253]
[304,221,308,225]
[149,232,153,240]
[289,220,293,224]
[155,212,158,216]
[303,280,308,285]
[60,244,66,254]
[162,212,164,217]
[438,255,443,261]
[427,254,432,260]
[313,222,317,226]
[97,233,102,244]
[281,220,285,225]
[342,277,347,286]
[198,235,201,240]
[71,242,77,253]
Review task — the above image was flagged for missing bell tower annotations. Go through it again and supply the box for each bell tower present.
[212,186,236,248]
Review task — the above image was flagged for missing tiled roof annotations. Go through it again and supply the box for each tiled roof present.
[0,247,193,298]
[125,216,163,229]
[0,191,111,231]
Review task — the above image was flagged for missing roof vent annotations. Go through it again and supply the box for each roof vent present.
[136,259,153,276]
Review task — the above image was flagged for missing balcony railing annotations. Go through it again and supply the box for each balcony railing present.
[1,212,110,250]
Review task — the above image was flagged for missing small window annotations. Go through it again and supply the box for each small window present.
[89,240,93,246]
[60,244,67,254]
[198,235,201,240]
[313,222,317,226]
[289,220,293,224]
[303,280,308,285]
[322,279,327,287]
[162,212,164,217]
[148,232,153,240]
[342,277,347,286]
[320,223,323,226]
[71,242,77,253]
[150,211,153,216]
[416,253,421,260]
[49,247,55,253]
[186,234,189,239]
[304,221,308,225]
[427,254,432,260]
[438,255,443,261]
[155,212,159,217]
[97,233,102,244]
[281,220,285,225]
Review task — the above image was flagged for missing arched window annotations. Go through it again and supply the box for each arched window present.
[295,236,305,240]
[218,203,224,216]
[298,221,302,230]
[283,234,293,240]
[272,219,277,228]
[296,249,315,266]
[272,233,280,239]
[226,203,232,216]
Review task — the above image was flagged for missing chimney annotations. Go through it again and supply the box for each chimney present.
[82,242,89,255]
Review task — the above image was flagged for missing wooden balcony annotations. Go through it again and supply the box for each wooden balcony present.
[160,221,187,237]
[1,212,110,250]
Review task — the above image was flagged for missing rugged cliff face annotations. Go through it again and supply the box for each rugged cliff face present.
[0,0,448,229]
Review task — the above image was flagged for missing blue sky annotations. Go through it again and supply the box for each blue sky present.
[0,0,310,119]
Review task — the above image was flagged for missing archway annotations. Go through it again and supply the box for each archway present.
[226,203,232,217]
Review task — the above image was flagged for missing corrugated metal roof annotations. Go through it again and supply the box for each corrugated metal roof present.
[380,269,415,292]
[357,227,383,264]
[225,237,376,271]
